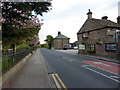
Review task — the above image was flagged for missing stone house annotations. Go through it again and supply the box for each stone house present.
[52,31,70,49]
[69,41,78,49]
[77,9,120,60]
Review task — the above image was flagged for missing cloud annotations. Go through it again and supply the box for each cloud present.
[39,0,120,44]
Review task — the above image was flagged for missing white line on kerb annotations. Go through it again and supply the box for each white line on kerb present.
[82,65,120,83]
[110,75,120,78]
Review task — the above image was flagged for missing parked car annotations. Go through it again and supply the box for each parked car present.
[8,49,13,52]
[74,46,78,50]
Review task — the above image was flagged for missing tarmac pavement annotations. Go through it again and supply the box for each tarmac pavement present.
[3,49,54,88]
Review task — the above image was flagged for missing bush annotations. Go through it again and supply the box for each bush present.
[87,49,96,53]
[16,44,30,50]
[96,41,101,45]
[41,44,48,48]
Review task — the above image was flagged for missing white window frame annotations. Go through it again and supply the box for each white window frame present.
[89,44,95,50]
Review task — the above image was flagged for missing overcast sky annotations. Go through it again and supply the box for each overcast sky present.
[38,0,120,44]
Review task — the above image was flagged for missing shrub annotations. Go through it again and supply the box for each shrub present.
[16,44,30,50]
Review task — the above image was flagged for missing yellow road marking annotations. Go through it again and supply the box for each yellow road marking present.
[55,74,67,89]
[0,26,1,30]
[50,73,67,90]
[51,74,61,88]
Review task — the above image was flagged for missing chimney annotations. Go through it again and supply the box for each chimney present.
[102,16,108,20]
[58,31,61,36]
[117,16,120,24]
[87,9,92,19]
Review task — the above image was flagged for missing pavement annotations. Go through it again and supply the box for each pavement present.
[3,49,54,88]
[83,54,120,64]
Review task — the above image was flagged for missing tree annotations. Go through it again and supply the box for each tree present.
[44,35,53,49]
[41,43,48,48]
[1,2,52,50]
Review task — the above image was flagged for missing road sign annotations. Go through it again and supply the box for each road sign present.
[79,44,85,50]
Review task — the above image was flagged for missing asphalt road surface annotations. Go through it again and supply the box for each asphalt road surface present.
[40,48,120,88]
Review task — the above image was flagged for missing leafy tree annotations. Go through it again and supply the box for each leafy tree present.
[41,43,48,48]
[1,2,52,50]
[44,35,53,49]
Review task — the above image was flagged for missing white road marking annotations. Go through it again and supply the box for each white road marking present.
[82,65,120,83]
[94,62,110,66]
[85,64,119,75]
[62,57,80,62]
[110,75,120,78]
[62,57,72,62]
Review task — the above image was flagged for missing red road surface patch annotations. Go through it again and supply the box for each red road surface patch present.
[81,61,120,74]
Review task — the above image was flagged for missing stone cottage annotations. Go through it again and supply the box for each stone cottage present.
[52,31,70,50]
[77,9,120,59]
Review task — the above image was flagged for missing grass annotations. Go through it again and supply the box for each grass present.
[0,57,2,73]
[1,48,34,73]
[0,62,1,74]
[1,57,15,73]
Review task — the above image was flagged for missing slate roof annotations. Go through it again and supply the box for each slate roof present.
[77,18,120,34]
[54,34,70,39]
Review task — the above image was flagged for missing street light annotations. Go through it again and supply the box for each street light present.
[112,29,120,60]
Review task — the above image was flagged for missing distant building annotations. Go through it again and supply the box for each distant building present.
[52,31,70,49]
[69,41,78,49]
[77,9,120,59]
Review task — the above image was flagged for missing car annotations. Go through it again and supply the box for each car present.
[8,49,13,52]
[74,46,78,50]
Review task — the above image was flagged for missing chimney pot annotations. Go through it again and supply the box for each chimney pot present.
[102,16,108,20]
[117,16,120,24]
[87,9,92,19]
[58,31,61,35]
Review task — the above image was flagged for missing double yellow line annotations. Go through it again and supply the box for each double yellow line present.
[0,26,1,30]
[50,73,67,90]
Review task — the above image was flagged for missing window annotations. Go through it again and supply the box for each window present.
[82,33,88,38]
[105,43,117,51]
[89,44,95,50]
[117,31,120,36]
[107,30,115,36]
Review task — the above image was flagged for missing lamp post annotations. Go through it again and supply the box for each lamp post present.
[111,28,118,60]
[114,29,120,61]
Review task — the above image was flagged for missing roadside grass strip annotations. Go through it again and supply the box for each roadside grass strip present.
[0,62,1,73]
[2,57,15,73]
[50,73,67,90]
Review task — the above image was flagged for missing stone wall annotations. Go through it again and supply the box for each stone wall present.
[78,28,119,59]
[53,39,69,49]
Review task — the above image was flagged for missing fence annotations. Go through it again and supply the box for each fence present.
[2,48,35,74]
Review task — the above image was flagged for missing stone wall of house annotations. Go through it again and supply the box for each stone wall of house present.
[78,28,118,59]
[53,39,69,49]
[53,39,62,49]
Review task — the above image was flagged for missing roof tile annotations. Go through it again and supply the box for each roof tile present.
[78,18,120,34]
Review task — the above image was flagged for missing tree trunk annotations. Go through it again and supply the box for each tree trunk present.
[12,43,16,53]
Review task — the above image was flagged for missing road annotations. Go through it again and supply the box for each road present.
[40,48,120,88]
